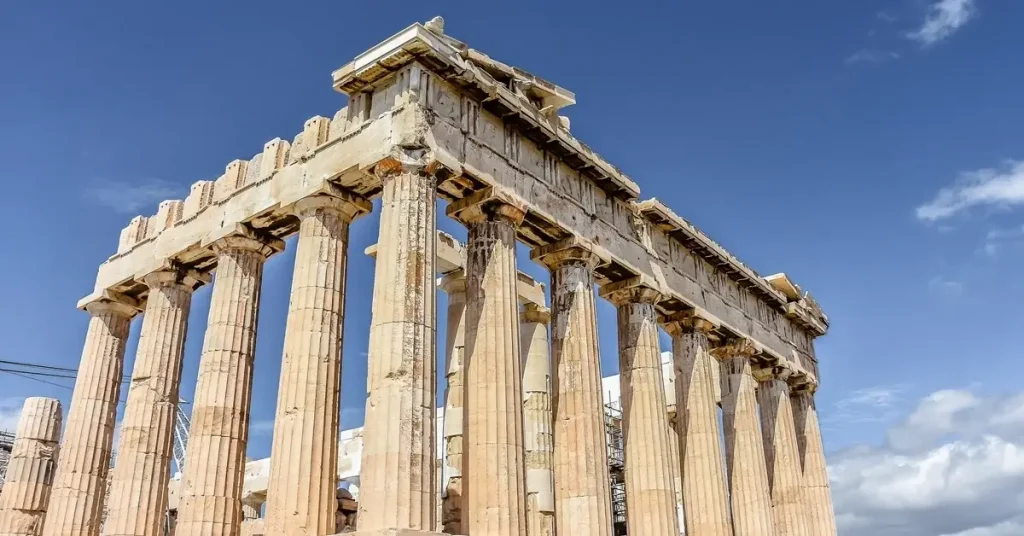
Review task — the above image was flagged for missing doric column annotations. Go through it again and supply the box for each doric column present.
[176,229,283,536]
[0,397,62,536]
[520,304,555,536]
[531,237,614,536]
[717,340,776,536]
[439,271,467,535]
[44,296,138,536]
[600,278,679,536]
[664,314,732,536]
[757,367,811,536]
[358,161,438,532]
[265,190,369,536]
[792,387,837,536]
[104,268,200,536]
[449,190,529,536]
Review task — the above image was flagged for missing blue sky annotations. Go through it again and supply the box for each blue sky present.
[2,2,1024,533]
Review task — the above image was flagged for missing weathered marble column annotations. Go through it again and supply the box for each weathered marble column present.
[717,340,776,536]
[792,387,838,536]
[176,229,283,536]
[449,191,529,536]
[757,368,811,536]
[0,398,62,536]
[439,271,467,535]
[105,268,199,536]
[531,237,614,536]
[265,190,369,536]
[44,296,137,536]
[600,278,679,536]
[358,162,438,532]
[664,315,732,536]
[520,304,555,536]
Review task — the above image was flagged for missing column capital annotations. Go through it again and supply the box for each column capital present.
[599,275,662,306]
[662,310,718,337]
[372,152,445,181]
[293,183,371,223]
[205,224,285,258]
[139,264,209,292]
[80,290,142,318]
[439,269,468,296]
[788,371,820,395]
[711,337,761,361]
[447,186,527,226]
[520,302,551,324]
[530,236,610,270]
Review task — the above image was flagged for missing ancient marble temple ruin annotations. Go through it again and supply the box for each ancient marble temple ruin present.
[37,17,835,536]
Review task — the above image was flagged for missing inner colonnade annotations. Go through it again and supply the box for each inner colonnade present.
[34,17,836,536]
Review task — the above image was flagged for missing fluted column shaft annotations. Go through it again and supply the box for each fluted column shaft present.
[177,233,281,536]
[104,271,196,536]
[44,300,136,536]
[667,319,732,536]
[792,391,837,536]
[457,203,528,536]
[757,375,810,536]
[532,239,613,536]
[0,398,62,536]
[440,272,467,535]
[265,193,367,536]
[602,281,679,536]
[719,344,776,536]
[358,166,437,531]
[520,305,555,536]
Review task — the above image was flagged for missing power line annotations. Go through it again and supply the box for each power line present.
[0,368,78,380]
[0,358,130,382]
[0,359,78,373]
[0,370,74,391]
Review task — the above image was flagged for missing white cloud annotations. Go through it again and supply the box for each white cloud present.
[908,0,977,47]
[877,11,899,23]
[83,178,181,214]
[928,276,964,298]
[845,49,901,65]
[831,388,1024,536]
[916,161,1024,222]
[982,225,1024,257]
[824,385,907,429]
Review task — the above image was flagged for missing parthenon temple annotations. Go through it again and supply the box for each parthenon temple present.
[17,16,835,536]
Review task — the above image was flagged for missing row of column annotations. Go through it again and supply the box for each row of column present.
[43,160,835,536]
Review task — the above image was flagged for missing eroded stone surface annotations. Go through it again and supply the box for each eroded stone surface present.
[718,343,776,536]
[358,167,437,532]
[457,201,528,536]
[758,374,811,536]
[601,280,679,536]
[0,398,62,536]
[439,273,467,535]
[792,391,838,536]
[520,305,555,536]
[105,270,196,536]
[45,299,136,536]
[265,194,367,536]
[177,232,282,536]
[532,239,614,536]
[666,318,732,536]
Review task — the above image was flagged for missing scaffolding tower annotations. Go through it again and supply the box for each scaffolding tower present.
[0,429,15,490]
[605,402,627,536]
